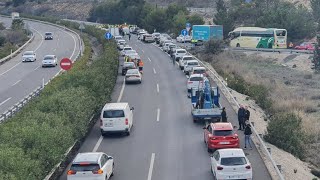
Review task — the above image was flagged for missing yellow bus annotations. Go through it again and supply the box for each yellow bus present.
[228,27,287,49]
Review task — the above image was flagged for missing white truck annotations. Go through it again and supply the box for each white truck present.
[11,12,19,20]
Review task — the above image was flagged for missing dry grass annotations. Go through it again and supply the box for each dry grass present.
[205,50,320,168]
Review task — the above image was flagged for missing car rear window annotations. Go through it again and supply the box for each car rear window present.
[183,57,193,61]
[44,56,54,60]
[190,77,203,81]
[188,62,198,66]
[194,69,205,74]
[70,163,100,171]
[103,110,125,118]
[221,157,247,166]
[177,50,186,53]
[24,52,33,55]
[214,130,233,136]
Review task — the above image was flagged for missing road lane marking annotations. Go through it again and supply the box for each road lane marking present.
[0,62,21,77]
[92,136,103,152]
[147,153,156,180]
[156,108,160,122]
[92,77,126,152]
[0,97,11,107]
[53,48,57,51]
[64,31,77,60]
[148,57,151,62]
[31,28,44,52]
[142,49,145,53]
[34,66,40,71]
[156,83,159,93]
[153,68,156,74]
[12,80,21,86]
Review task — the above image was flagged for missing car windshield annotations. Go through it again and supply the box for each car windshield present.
[70,163,100,171]
[24,52,33,55]
[103,110,125,118]
[178,50,186,53]
[214,130,233,136]
[188,62,198,66]
[220,157,247,166]
[44,56,54,60]
[169,45,176,48]
[189,77,203,81]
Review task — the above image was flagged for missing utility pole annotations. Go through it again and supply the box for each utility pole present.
[313,34,320,72]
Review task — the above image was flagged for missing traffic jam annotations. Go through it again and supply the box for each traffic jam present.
[65,25,254,180]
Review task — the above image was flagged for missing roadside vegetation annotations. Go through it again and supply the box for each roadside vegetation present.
[0,18,118,179]
[0,18,29,59]
[88,0,204,37]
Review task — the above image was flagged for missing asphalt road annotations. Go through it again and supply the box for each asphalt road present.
[59,34,271,180]
[0,17,80,114]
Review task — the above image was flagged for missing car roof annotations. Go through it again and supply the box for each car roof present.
[189,73,204,78]
[176,48,186,51]
[217,148,245,158]
[124,62,134,65]
[44,55,55,58]
[126,69,139,74]
[187,60,199,63]
[103,102,128,110]
[73,152,104,164]
[24,51,34,53]
[211,122,233,130]
[45,32,52,34]
[193,66,205,70]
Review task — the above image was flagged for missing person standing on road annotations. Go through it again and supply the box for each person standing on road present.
[128,33,131,41]
[244,106,250,121]
[244,120,253,150]
[238,105,245,130]
[138,60,144,74]
[221,107,227,122]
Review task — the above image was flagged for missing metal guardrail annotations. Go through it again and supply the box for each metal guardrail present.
[229,47,313,54]
[189,53,285,180]
[0,16,83,123]
[0,33,35,65]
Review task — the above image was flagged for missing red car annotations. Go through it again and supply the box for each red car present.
[203,122,240,152]
[294,42,316,50]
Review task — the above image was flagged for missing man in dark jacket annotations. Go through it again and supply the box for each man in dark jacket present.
[221,107,227,122]
[244,106,250,121]
[238,105,245,130]
[244,120,253,149]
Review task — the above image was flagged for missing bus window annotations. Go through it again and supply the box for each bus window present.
[276,30,286,36]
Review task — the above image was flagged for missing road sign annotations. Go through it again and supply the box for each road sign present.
[60,58,72,71]
[186,23,191,32]
[79,23,85,30]
[105,32,112,40]
[186,23,191,28]
[181,29,188,36]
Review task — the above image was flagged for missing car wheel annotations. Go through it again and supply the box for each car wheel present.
[236,43,240,47]
[180,67,183,70]
[207,146,212,153]
[193,118,197,123]
[126,131,130,136]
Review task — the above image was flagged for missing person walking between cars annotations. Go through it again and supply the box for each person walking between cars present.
[221,107,227,122]
[244,106,250,121]
[138,60,144,74]
[244,120,253,150]
[128,33,131,41]
[238,105,245,130]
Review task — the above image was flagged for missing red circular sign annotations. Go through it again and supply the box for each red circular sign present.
[60,58,72,71]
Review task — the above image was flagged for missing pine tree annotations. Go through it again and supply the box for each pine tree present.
[213,0,234,38]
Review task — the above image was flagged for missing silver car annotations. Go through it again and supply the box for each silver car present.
[22,51,36,62]
[42,55,58,67]
[125,69,142,84]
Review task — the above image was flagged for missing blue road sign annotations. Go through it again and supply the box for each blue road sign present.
[186,23,191,28]
[105,32,112,40]
[181,29,188,36]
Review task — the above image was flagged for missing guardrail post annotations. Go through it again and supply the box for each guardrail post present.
[258,133,263,139]
[267,147,271,154]
[277,165,282,173]
[8,110,12,118]
[0,114,5,121]
[251,122,254,126]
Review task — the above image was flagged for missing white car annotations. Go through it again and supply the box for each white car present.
[184,60,200,75]
[173,48,187,61]
[114,35,123,41]
[191,66,207,76]
[138,31,147,40]
[176,35,192,43]
[179,55,194,70]
[117,41,126,50]
[124,50,138,57]
[67,152,114,180]
[120,46,133,56]
[100,102,134,136]
[163,42,173,52]
[211,149,252,180]
[125,69,142,84]
[42,55,57,67]
[143,34,154,43]
[22,51,36,62]
[187,74,206,93]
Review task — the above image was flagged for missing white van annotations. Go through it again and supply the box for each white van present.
[100,102,134,136]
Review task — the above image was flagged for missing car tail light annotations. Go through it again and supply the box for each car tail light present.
[125,118,128,125]
[135,75,140,77]
[232,136,238,139]
[217,166,223,170]
[67,170,76,175]
[246,165,251,169]
[100,118,103,126]
[188,81,193,84]
[209,134,216,140]
[92,169,104,174]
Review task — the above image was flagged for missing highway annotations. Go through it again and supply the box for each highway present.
[60,34,271,180]
[0,17,80,115]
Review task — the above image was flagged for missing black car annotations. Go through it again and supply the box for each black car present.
[122,62,136,75]
[44,32,53,40]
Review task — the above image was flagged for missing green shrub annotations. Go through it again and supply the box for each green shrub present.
[265,113,307,159]
[204,39,224,55]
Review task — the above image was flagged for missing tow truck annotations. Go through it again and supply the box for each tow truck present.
[191,79,222,123]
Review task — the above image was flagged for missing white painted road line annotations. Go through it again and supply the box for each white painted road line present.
[34,66,40,71]
[148,57,151,62]
[0,97,12,107]
[147,153,156,180]
[31,28,44,52]
[153,68,156,74]
[0,62,21,77]
[156,83,159,93]
[156,108,160,122]
[12,80,21,86]
[142,50,145,53]
[92,136,103,152]
[93,77,126,152]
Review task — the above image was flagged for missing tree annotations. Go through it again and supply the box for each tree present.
[311,0,320,30]
[11,19,24,30]
[143,9,167,33]
[12,0,26,7]
[0,22,5,30]
[187,14,204,26]
[213,0,235,38]
[172,11,187,36]
[313,34,320,72]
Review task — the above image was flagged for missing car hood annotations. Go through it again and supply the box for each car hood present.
[23,55,35,58]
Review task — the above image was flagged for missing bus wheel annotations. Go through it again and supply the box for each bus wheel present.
[236,43,240,47]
